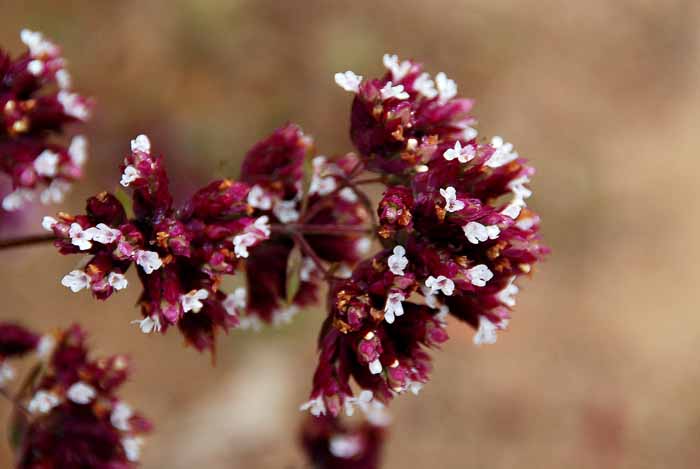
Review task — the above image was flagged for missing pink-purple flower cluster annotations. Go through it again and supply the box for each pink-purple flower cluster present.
[44,135,269,352]
[0,323,150,468]
[301,55,548,416]
[0,30,91,212]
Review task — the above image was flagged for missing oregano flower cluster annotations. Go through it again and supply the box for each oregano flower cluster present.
[0,27,547,469]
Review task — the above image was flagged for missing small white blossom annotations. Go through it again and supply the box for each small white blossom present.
[435,72,457,102]
[120,165,140,187]
[181,289,209,313]
[335,263,353,279]
[272,305,299,326]
[27,59,44,76]
[516,216,536,230]
[486,136,519,168]
[413,72,437,99]
[329,435,363,459]
[334,71,363,93]
[20,30,58,57]
[439,186,465,212]
[309,156,338,196]
[0,362,15,388]
[369,358,383,375]
[2,188,35,211]
[41,215,57,231]
[343,390,373,417]
[135,250,162,274]
[443,141,475,163]
[40,180,70,204]
[300,395,326,416]
[254,215,271,237]
[67,381,96,404]
[473,316,498,345]
[223,287,247,316]
[36,334,56,359]
[61,270,91,292]
[384,291,405,324]
[383,53,411,81]
[87,223,121,244]
[509,174,532,200]
[55,69,71,89]
[247,185,273,210]
[238,314,264,332]
[122,437,143,462]
[461,125,479,140]
[355,237,372,256]
[468,264,494,287]
[131,315,161,334]
[463,221,500,244]
[501,198,525,219]
[299,257,316,282]
[338,187,358,203]
[68,135,88,167]
[387,245,408,276]
[496,277,519,307]
[406,138,418,151]
[233,232,257,258]
[57,91,90,120]
[111,402,133,431]
[130,134,151,154]
[380,81,409,100]
[425,275,455,296]
[28,390,60,414]
[108,272,128,290]
[272,199,299,222]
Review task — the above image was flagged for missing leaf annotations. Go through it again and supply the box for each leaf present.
[7,363,43,451]
[285,244,303,304]
[114,187,135,219]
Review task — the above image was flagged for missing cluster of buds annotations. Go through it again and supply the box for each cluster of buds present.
[0,323,150,467]
[300,414,387,469]
[0,30,91,211]
[43,135,269,352]
[301,55,548,416]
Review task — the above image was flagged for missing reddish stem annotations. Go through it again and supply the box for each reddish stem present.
[292,232,329,278]
[0,388,31,419]
[0,233,55,250]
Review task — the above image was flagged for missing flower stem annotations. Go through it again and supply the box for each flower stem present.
[273,223,372,236]
[0,388,30,419]
[292,232,330,278]
[0,233,55,250]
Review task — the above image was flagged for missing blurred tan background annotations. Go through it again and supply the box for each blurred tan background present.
[2,0,700,467]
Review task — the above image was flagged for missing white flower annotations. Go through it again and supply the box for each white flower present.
[384,291,405,324]
[0,362,15,388]
[425,275,454,296]
[36,334,56,359]
[120,165,140,187]
[55,69,71,89]
[272,199,299,223]
[27,59,45,75]
[122,437,143,462]
[486,136,518,168]
[57,91,90,120]
[443,141,475,163]
[309,156,338,196]
[468,264,494,287]
[329,435,363,459]
[272,305,299,326]
[387,245,408,276]
[509,174,532,200]
[247,185,273,210]
[380,81,409,100]
[131,315,162,334]
[501,198,526,219]
[233,232,257,258]
[355,237,372,256]
[40,180,70,204]
[34,150,59,177]
[41,215,57,231]
[108,272,128,290]
[343,390,373,417]
[496,277,518,307]
[68,135,88,167]
[67,381,96,404]
[473,316,499,345]
[462,221,500,244]
[28,390,60,414]
[61,270,91,292]
[2,188,35,211]
[130,134,151,154]
[383,53,411,81]
[461,125,478,140]
[86,223,121,244]
[299,395,326,416]
[111,402,133,431]
[135,250,162,274]
[238,314,263,331]
[299,257,316,282]
[338,187,358,203]
[20,29,58,57]
[254,215,271,237]
[369,358,383,375]
[435,72,457,102]
[223,287,247,316]
[180,289,209,313]
[413,72,437,99]
[439,186,465,212]
[334,71,363,93]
